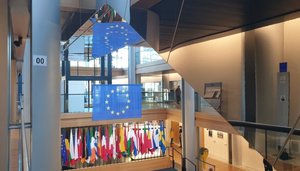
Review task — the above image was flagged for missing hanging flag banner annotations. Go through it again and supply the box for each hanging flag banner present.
[92,22,143,58]
[92,84,142,121]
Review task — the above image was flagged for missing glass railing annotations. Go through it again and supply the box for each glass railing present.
[61,91,182,113]
[229,120,300,170]
[194,93,220,115]
[61,91,226,114]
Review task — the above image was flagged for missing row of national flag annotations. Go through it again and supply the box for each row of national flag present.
[61,121,167,167]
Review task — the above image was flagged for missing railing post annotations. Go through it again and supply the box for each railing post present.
[182,157,186,171]
[172,147,175,168]
[265,130,268,159]
[273,114,300,166]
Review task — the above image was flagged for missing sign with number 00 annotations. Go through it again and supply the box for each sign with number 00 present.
[33,55,47,66]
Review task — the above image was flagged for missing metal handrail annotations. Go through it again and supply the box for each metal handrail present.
[228,120,300,135]
[21,109,30,171]
[168,147,197,171]
[183,157,197,171]
[9,122,31,130]
[196,157,216,170]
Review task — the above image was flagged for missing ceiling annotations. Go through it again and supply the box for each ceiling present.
[11,0,300,60]
[132,0,300,51]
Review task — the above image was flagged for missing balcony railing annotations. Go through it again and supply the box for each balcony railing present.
[61,91,223,114]
[229,119,300,170]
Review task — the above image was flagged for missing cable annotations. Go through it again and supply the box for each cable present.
[166,0,185,63]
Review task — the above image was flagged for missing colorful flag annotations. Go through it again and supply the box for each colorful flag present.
[101,126,108,161]
[115,126,122,158]
[81,128,86,163]
[74,128,78,160]
[65,138,71,166]
[112,125,117,159]
[159,121,166,155]
[90,127,97,163]
[97,127,101,158]
[119,125,126,153]
[69,129,76,165]
[92,84,142,121]
[86,128,91,163]
[153,128,159,150]
[77,128,82,161]
[61,129,68,165]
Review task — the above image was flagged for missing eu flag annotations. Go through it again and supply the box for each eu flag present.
[92,22,143,58]
[92,84,142,121]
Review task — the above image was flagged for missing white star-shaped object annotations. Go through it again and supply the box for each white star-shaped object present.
[115,24,119,28]
[121,26,124,29]
[103,86,133,116]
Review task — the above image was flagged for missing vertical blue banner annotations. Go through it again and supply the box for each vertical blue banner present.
[92,84,142,120]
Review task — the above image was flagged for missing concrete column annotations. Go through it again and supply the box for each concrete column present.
[0,0,10,170]
[31,0,61,170]
[128,46,136,84]
[182,79,196,170]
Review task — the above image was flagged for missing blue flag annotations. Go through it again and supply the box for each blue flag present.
[92,84,142,120]
[92,22,143,57]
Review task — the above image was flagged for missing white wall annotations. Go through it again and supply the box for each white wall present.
[255,18,300,126]
[204,129,229,163]
[283,18,300,125]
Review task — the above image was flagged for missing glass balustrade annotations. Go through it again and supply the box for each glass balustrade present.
[61,90,229,114]
[232,123,300,170]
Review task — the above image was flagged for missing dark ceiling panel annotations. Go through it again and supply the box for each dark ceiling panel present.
[132,0,300,51]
